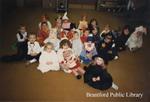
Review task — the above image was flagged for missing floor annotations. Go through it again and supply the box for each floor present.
[0,8,150,102]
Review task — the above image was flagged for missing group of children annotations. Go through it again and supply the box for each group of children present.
[0,12,147,90]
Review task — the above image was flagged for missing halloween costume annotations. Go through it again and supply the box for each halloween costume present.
[126,26,147,51]
[37,50,60,73]
[80,35,98,64]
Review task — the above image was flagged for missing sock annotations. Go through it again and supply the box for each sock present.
[112,82,119,90]
[29,58,37,63]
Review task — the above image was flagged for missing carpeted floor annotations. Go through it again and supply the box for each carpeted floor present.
[0,8,150,102]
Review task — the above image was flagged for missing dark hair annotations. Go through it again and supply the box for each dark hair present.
[59,39,72,48]
[89,18,98,26]
[41,22,48,26]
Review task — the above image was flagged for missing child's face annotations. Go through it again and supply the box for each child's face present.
[20,27,26,33]
[41,24,48,30]
[84,30,89,36]
[95,57,104,66]
[91,21,96,26]
[124,29,129,35]
[92,29,98,35]
[104,26,110,31]
[62,44,69,49]
[46,45,53,53]
[29,35,36,43]
[74,32,79,39]
[104,36,112,43]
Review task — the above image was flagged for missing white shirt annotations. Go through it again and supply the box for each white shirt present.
[16,32,27,42]
[27,41,41,55]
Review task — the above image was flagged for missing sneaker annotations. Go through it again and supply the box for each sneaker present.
[76,75,82,80]
[114,56,119,60]
[112,83,119,90]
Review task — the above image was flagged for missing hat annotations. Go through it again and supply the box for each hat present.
[62,12,69,20]
[87,34,94,42]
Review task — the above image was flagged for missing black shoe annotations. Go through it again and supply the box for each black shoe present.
[76,75,82,79]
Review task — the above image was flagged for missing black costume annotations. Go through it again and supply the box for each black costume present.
[96,40,118,64]
[84,64,113,90]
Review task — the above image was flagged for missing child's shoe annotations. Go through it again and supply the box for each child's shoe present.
[76,75,82,79]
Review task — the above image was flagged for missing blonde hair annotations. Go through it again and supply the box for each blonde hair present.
[44,42,54,51]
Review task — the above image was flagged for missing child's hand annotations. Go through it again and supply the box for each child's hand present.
[46,61,53,65]
[92,77,96,82]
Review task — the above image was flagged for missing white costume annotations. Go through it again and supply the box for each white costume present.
[126,26,147,51]
[44,28,60,51]
[72,39,83,56]
[37,50,60,73]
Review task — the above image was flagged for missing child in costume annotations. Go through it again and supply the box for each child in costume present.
[26,34,41,65]
[44,28,60,51]
[61,49,85,79]
[57,39,72,70]
[72,29,83,57]
[91,28,101,47]
[80,35,97,64]
[96,34,118,64]
[80,29,90,43]
[37,22,50,45]
[126,26,147,52]
[78,15,88,31]
[84,56,118,90]
[39,14,52,30]
[115,25,131,51]
[100,24,116,41]
[37,42,60,73]
[62,12,71,31]
[88,18,99,33]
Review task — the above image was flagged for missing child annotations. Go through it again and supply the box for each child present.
[62,12,71,31]
[0,26,28,62]
[37,42,60,73]
[26,34,41,65]
[91,28,101,47]
[16,25,28,57]
[88,18,99,33]
[100,25,115,41]
[80,35,98,64]
[39,14,52,30]
[78,15,88,31]
[96,34,118,64]
[61,49,85,79]
[84,56,119,90]
[37,22,50,45]
[44,28,60,51]
[80,29,89,43]
[72,29,83,56]
[115,25,131,51]
[126,26,147,52]
[57,39,72,66]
